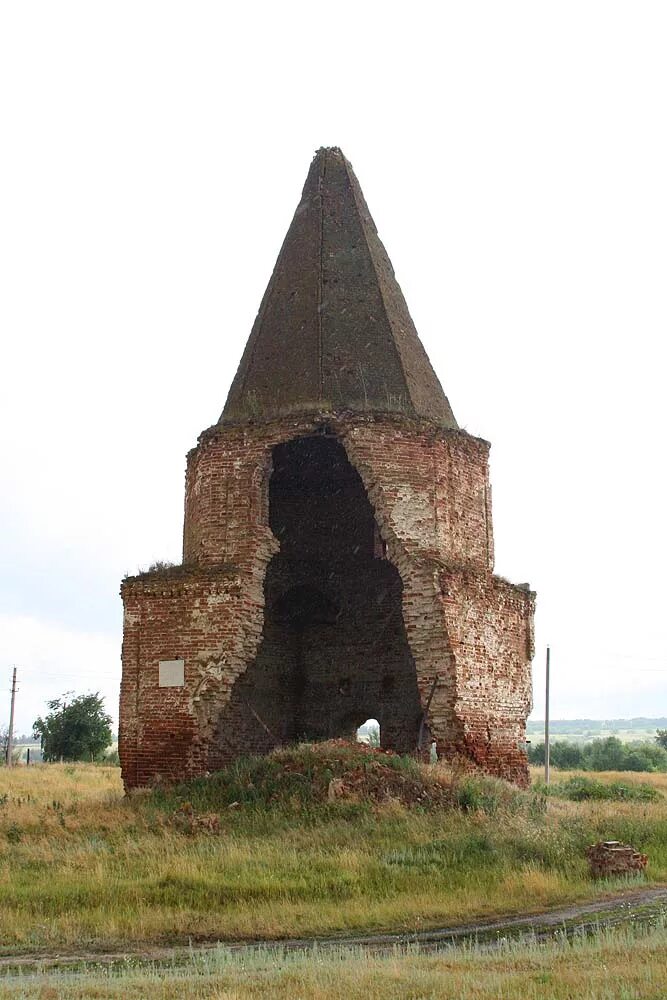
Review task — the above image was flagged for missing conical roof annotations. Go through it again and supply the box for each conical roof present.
[221,147,457,428]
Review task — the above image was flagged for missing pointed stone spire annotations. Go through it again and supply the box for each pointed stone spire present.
[221,147,457,428]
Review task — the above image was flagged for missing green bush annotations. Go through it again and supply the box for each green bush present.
[33,692,113,763]
[528,740,585,769]
[452,775,530,814]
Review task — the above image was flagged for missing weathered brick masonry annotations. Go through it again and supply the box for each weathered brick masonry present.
[120,147,535,789]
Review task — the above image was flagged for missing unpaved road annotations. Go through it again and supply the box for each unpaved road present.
[1,886,666,976]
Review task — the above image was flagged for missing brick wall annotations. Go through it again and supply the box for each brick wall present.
[120,411,534,789]
[439,570,534,785]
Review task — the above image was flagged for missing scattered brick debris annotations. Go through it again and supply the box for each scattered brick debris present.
[171,802,221,836]
[586,840,648,879]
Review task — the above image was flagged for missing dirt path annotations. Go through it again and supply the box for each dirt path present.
[2,886,666,976]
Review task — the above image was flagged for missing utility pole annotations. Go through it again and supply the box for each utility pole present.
[545,646,551,786]
[7,667,17,767]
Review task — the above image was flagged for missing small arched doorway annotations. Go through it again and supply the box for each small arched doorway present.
[357,719,380,747]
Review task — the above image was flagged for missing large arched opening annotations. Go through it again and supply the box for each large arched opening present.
[213,433,423,760]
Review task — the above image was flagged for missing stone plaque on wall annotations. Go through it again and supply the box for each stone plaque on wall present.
[159,659,185,687]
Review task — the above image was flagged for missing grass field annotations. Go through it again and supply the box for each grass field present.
[1,750,666,959]
[526,722,666,745]
[1,919,667,999]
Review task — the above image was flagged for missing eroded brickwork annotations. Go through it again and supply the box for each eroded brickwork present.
[120,414,534,789]
[439,571,535,784]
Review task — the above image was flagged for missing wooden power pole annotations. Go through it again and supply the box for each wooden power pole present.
[7,667,17,767]
[545,646,551,786]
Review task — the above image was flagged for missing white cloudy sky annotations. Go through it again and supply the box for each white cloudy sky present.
[1,2,666,736]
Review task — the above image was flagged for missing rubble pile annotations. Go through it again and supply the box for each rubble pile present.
[586,840,648,878]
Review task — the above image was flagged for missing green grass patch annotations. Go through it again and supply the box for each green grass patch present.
[540,776,661,802]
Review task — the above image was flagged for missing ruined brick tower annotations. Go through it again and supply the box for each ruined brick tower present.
[120,147,535,789]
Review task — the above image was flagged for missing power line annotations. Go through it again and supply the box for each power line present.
[6,667,17,767]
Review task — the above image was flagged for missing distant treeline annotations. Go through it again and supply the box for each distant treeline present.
[526,718,667,735]
[528,736,667,772]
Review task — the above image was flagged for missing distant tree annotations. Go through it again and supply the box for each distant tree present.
[552,741,584,769]
[583,736,626,771]
[1,726,24,765]
[656,729,667,750]
[529,736,667,773]
[33,693,113,763]
[527,741,583,769]
[367,725,380,747]
[638,742,667,771]
[623,749,653,772]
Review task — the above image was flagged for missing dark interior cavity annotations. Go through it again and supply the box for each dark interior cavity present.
[213,434,423,763]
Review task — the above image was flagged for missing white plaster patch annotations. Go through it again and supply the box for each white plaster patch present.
[159,659,185,687]
[391,486,435,545]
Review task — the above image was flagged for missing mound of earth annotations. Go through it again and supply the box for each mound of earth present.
[270,740,451,807]
[164,740,455,813]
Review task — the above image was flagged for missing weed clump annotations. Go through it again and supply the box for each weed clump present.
[171,802,221,835]
[5,824,22,844]
[539,776,661,803]
[453,774,539,815]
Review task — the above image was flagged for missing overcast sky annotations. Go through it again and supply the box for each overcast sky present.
[1,2,666,735]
